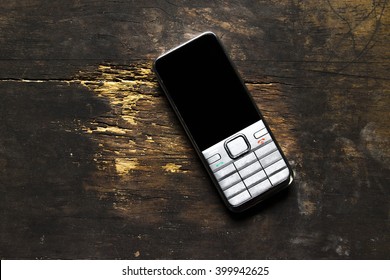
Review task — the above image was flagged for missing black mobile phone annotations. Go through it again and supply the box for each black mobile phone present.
[153,32,293,212]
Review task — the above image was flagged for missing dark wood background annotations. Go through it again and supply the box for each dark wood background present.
[0,0,389,259]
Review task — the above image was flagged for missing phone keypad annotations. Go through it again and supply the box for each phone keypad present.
[202,120,291,208]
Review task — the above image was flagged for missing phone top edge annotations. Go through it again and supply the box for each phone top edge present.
[153,31,217,66]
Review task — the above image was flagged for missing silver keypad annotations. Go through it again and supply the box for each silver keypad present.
[219,172,241,190]
[264,159,286,176]
[202,120,290,207]
[269,168,290,186]
[234,152,257,170]
[248,179,272,197]
[214,163,235,181]
[255,142,277,159]
[239,161,262,179]
[224,181,247,199]
[228,190,251,206]
[244,169,267,188]
[260,150,282,168]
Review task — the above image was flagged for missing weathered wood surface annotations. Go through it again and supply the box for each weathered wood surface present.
[0,0,389,259]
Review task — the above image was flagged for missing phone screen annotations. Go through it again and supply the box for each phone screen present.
[154,33,260,151]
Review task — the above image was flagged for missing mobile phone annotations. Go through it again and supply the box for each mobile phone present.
[153,32,293,212]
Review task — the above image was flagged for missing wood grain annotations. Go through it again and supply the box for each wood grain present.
[0,0,389,259]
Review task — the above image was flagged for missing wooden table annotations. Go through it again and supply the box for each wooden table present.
[0,0,388,259]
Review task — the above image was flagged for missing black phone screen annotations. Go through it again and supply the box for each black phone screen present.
[154,33,261,151]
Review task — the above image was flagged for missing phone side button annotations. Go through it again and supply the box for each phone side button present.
[268,168,290,186]
[227,190,251,207]
[223,181,246,199]
[248,179,272,198]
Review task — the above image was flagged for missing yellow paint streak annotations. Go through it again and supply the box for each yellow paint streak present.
[91,126,128,135]
[115,158,139,175]
[162,163,186,173]
[79,63,154,126]
[145,135,154,143]
[77,63,158,187]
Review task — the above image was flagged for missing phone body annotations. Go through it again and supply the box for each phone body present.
[153,32,293,212]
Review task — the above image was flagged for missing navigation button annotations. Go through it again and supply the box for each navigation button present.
[225,135,250,159]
